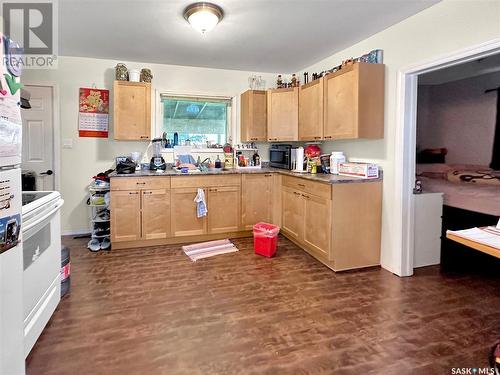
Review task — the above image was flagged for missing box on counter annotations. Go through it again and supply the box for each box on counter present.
[338,162,379,179]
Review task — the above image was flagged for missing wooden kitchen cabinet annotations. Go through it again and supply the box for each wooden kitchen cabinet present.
[113,81,151,141]
[241,174,273,230]
[299,78,324,141]
[240,90,267,142]
[141,189,170,240]
[323,63,384,140]
[171,188,207,237]
[303,193,331,258]
[207,186,241,234]
[110,190,142,242]
[281,187,305,240]
[267,87,298,141]
[111,177,170,244]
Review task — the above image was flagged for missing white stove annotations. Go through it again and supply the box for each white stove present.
[21,191,64,357]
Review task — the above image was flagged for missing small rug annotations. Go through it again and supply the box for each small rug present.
[182,239,239,262]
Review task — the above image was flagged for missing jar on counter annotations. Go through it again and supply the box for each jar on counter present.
[330,151,346,174]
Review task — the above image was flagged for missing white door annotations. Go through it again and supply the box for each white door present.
[21,85,54,191]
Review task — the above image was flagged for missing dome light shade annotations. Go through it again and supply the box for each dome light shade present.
[184,3,223,34]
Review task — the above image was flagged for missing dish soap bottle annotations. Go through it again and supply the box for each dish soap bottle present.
[215,155,222,169]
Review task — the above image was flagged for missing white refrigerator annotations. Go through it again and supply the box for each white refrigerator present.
[0,101,25,373]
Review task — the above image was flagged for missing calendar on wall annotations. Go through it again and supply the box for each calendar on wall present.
[78,88,109,138]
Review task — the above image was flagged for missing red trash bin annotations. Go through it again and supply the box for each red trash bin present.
[253,222,280,257]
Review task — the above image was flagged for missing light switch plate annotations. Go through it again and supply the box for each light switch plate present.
[62,138,73,149]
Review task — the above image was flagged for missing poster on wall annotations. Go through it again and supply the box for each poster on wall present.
[78,88,109,138]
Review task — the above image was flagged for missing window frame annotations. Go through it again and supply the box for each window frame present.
[154,90,235,145]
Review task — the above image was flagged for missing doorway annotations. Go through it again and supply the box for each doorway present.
[395,39,500,277]
[21,85,57,191]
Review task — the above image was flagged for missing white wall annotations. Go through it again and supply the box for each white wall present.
[22,57,275,234]
[298,0,500,274]
[416,71,500,165]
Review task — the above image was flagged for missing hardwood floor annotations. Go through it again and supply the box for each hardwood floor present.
[26,236,499,375]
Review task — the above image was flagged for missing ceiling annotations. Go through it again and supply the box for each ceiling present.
[59,0,439,73]
[419,53,500,85]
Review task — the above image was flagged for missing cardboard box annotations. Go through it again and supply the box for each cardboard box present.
[338,163,379,179]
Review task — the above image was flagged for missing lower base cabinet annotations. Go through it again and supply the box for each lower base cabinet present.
[111,189,170,243]
[110,174,382,271]
[241,174,273,230]
[282,186,331,258]
[110,190,142,242]
[171,188,207,237]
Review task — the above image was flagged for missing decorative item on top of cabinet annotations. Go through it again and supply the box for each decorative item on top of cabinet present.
[299,77,324,141]
[267,87,298,141]
[240,90,267,142]
[115,63,128,81]
[140,68,153,83]
[113,80,151,141]
[323,62,384,140]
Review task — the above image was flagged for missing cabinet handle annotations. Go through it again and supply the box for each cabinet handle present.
[298,183,305,187]
[264,174,272,177]
[268,138,278,141]
[129,191,139,195]
[293,191,301,196]
[302,194,310,199]
[140,136,149,139]
[313,136,321,139]
[251,138,258,141]
[324,136,332,139]
[136,182,146,185]
[143,191,153,195]
[209,188,218,192]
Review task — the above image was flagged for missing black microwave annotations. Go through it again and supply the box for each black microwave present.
[269,144,292,169]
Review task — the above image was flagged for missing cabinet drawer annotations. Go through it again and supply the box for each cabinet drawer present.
[110,177,170,191]
[171,175,241,188]
[282,176,331,200]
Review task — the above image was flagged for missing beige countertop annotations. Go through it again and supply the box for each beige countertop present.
[109,167,382,185]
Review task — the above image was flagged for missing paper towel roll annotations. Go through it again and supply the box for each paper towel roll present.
[295,147,304,172]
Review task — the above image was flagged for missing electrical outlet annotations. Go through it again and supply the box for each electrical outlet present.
[62,138,73,149]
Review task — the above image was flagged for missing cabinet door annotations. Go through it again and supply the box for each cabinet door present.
[207,186,241,234]
[299,78,323,141]
[324,69,357,140]
[303,193,331,258]
[142,189,170,240]
[114,81,151,141]
[241,174,273,230]
[171,188,207,237]
[110,190,141,242]
[281,187,304,240]
[267,87,298,141]
[241,90,267,142]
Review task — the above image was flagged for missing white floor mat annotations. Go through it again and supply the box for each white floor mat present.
[182,239,239,262]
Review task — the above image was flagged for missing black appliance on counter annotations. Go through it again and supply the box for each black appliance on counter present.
[269,144,292,169]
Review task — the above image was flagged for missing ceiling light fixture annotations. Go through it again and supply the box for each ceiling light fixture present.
[184,2,223,34]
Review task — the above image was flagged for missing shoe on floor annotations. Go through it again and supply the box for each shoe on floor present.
[100,238,111,251]
[87,239,101,252]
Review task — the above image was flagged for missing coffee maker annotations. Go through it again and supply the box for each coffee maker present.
[149,138,166,171]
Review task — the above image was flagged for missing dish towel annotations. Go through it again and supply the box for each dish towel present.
[194,188,207,218]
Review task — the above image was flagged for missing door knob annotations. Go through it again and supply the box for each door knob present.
[40,170,53,176]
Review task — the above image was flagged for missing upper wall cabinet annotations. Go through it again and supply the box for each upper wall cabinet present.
[240,90,267,142]
[299,78,324,141]
[113,81,151,141]
[267,87,299,141]
[323,63,384,140]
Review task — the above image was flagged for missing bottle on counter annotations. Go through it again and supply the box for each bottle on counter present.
[330,151,346,175]
[252,151,260,166]
[215,155,222,169]
[173,132,179,146]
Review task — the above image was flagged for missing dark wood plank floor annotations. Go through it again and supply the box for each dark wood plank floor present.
[26,236,499,375]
